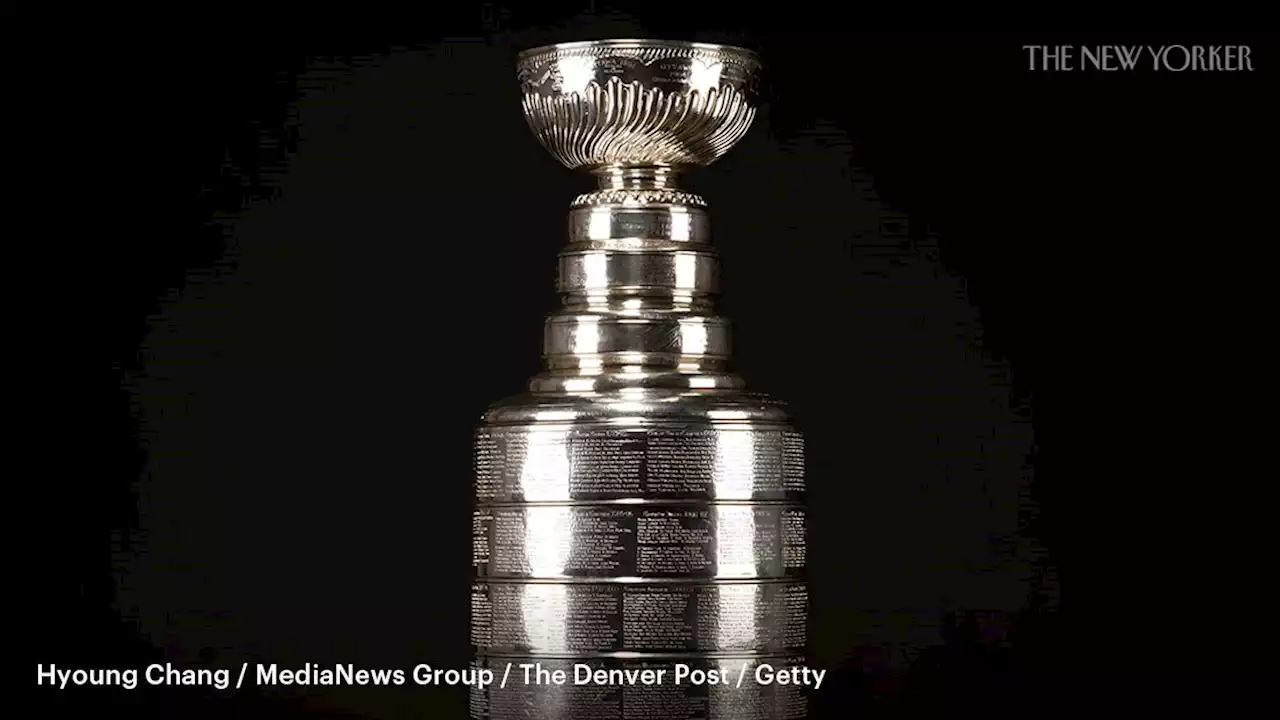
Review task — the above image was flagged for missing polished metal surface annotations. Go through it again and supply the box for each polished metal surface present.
[517,39,761,170]
[470,39,806,719]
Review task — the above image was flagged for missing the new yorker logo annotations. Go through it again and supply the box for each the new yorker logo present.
[1023,45,1254,72]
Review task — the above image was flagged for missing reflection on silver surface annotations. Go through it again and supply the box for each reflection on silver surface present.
[475,425,804,503]
[472,504,805,580]
[471,39,806,719]
[471,581,807,654]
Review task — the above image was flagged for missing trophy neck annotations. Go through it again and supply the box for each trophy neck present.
[570,164,705,209]
[529,167,743,395]
[591,165,684,190]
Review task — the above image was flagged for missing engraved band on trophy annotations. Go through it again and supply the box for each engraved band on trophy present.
[469,39,808,720]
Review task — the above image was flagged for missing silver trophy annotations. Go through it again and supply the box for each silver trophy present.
[470,39,808,719]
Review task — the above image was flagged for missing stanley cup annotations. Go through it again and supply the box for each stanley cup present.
[469,40,808,719]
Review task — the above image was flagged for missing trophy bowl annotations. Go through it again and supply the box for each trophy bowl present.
[516,39,763,171]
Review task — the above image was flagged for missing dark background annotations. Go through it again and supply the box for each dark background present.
[46,8,1272,718]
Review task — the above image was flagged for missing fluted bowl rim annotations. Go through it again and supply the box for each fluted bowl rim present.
[517,38,762,64]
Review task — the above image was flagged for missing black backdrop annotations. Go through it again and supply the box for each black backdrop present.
[50,9,1272,718]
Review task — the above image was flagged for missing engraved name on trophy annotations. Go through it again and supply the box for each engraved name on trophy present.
[469,39,808,720]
